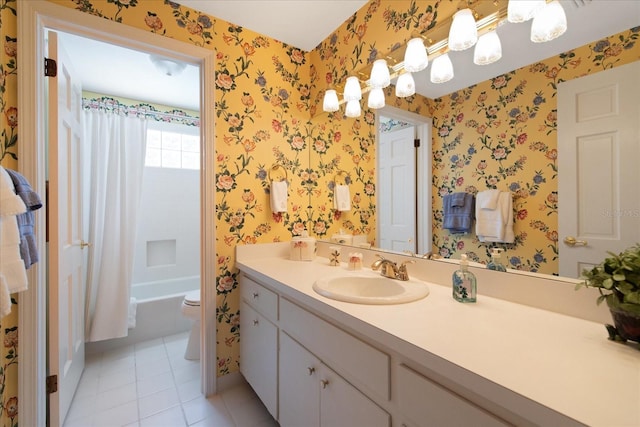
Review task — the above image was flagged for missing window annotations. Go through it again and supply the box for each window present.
[145,122,200,170]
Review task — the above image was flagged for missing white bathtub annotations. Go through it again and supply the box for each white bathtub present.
[86,276,200,354]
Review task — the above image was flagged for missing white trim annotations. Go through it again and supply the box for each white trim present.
[376,105,432,255]
[17,2,217,424]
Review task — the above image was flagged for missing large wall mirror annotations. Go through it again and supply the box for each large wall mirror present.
[319,1,640,281]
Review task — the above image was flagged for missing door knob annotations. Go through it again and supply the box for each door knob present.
[79,240,91,249]
[320,379,329,389]
[563,236,588,247]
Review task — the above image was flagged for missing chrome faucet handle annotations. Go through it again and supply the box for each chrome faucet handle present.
[397,260,415,281]
[371,254,387,270]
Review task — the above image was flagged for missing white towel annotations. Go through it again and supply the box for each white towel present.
[0,167,28,297]
[476,189,501,210]
[128,297,137,329]
[270,180,288,213]
[1,275,11,319]
[476,191,514,243]
[333,184,351,212]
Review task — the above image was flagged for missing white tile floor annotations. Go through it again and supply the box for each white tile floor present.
[64,332,278,427]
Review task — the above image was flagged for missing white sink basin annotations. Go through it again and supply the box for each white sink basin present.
[312,273,429,305]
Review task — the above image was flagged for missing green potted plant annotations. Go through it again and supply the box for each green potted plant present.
[577,243,640,344]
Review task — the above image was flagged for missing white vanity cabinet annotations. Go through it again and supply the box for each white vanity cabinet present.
[396,364,509,427]
[279,331,390,427]
[239,276,278,419]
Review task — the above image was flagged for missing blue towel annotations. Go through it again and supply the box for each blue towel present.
[443,192,475,234]
[5,169,42,269]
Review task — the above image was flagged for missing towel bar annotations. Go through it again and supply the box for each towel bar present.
[269,164,288,182]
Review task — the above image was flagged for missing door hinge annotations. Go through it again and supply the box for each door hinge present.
[44,58,57,77]
[46,375,58,394]
[414,138,421,148]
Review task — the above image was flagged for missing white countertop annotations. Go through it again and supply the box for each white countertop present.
[236,244,640,427]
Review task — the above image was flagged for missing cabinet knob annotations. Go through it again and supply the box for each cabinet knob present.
[253,319,259,326]
[252,292,259,298]
[320,379,329,389]
[307,367,315,376]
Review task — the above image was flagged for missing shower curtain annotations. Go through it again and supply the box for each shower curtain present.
[83,108,148,342]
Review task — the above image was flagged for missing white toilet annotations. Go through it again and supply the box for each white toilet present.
[181,290,201,360]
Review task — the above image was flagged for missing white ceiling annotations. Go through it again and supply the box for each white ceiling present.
[59,0,640,113]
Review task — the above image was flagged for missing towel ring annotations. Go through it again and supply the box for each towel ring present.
[334,169,350,185]
[269,164,288,182]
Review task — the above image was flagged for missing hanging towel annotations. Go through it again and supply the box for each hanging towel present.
[477,189,501,210]
[476,191,514,243]
[333,184,351,212]
[443,192,475,234]
[0,278,10,319]
[5,169,42,269]
[0,167,28,299]
[270,180,288,213]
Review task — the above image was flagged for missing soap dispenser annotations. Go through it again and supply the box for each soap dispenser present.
[487,248,507,272]
[453,254,477,303]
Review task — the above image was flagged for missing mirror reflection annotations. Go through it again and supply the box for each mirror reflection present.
[317,3,639,280]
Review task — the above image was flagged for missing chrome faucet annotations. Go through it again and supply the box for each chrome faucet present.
[371,255,414,281]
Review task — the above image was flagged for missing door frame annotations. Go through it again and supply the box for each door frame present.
[17,2,217,425]
[376,106,432,255]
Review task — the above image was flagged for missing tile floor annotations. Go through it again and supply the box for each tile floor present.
[63,332,278,427]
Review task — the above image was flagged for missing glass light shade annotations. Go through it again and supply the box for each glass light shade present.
[507,0,545,23]
[403,38,428,72]
[345,99,361,117]
[448,8,477,51]
[343,76,362,101]
[369,59,391,88]
[395,72,415,97]
[430,54,454,84]
[531,1,567,43]
[473,31,502,65]
[322,89,340,112]
[367,87,386,109]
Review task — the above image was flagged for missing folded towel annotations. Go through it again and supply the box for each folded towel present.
[450,192,467,208]
[128,297,137,329]
[333,184,351,212]
[443,193,475,234]
[270,180,288,213]
[5,169,43,210]
[476,191,514,243]
[477,189,501,210]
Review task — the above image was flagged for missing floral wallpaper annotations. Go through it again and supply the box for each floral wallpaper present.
[1,0,639,423]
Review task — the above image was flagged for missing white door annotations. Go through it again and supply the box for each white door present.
[378,125,416,253]
[558,61,640,278]
[47,30,86,426]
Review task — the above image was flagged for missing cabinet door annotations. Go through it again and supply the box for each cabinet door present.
[240,301,278,419]
[320,365,390,427]
[397,364,508,427]
[279,332,320,427]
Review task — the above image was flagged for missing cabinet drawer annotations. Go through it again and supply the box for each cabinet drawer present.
[280,298,390,401]
[397,364,508,427]
[240,274,278,322]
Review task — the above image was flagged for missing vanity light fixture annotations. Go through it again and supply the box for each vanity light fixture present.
[530,0,567,43]
[473,30,502,65]
[403,38,429,72]
[345,99,362,118]
[395,72,416,98]
[507,0,545,23]
[430,53,454,84]
[322,0,568,116]
[322,89,340,112]
[367,87,386,109]
[369,59,391,88]
[448,8,478,51]
[343,76,363,101]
